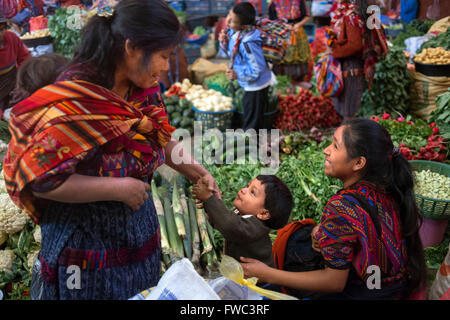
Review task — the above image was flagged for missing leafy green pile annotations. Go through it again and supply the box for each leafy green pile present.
[378,117,432,151]
[431,89,450,140]
[273,75,293,95]
[424,236,450,270]
[0,221,40,300]
[391,20,435,49]
[418,27,450,53]
[48,7,86,57]
[359,47,413,117]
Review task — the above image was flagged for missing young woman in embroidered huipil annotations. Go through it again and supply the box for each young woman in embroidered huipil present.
[240,119,427,299]
[4,0,221,300]
[268,0,312,81]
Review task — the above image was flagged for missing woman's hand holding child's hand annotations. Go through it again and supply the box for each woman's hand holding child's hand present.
[192,176,214,202]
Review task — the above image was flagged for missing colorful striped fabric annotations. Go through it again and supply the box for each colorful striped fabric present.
[315,182,408,286]
[3,80,175,224]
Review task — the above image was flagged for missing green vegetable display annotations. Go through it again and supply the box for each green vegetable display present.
[163,94,195,135]
[193,26,208,37]
[431,89,450,140]
[391,19,435,49]
[418,27,450,53]
[359,47,412,117]
[48,7,88,57]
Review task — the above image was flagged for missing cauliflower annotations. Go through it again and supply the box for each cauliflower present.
[0,194,29,234]
[27,249,40,272]
[0,249,15,273]
[0,170,7,194]
[33,226,41,243]
[0,230,7,246]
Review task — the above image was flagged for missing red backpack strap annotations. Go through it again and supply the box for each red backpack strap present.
[272,219,316,270]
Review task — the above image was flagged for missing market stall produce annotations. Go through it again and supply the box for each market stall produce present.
[274,89,340,131]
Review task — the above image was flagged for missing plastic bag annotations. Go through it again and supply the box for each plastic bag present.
[311,0,333,17]
[208,277,263,300]
[143,258,220,300]
[313,53,344,98]
[30,253,44,300]
[219,255,298,300]
[404,34,435,63]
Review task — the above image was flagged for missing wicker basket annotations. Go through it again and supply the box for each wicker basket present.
[409,160,450,220]
[192,106,235,131]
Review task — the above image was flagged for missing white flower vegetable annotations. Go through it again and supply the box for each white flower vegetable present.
[0,249,15,273]
[27,249,40,272]
[0,169,7,194]
[0,231,7,246]
[0,194,29,234]
[33,226,41,244]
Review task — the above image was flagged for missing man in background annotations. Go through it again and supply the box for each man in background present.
[0,13,31,111]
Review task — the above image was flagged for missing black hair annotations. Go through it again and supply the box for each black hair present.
[341,118,427,297]
[232,2,256,26]
[69,0,183,89]
[17,53,70,94]
[256,175,293,230]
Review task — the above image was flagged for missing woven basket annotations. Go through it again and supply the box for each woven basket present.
[409,160,450,220]
[192,106,235,131]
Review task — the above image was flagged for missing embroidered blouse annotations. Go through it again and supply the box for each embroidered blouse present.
[314,182,408,287]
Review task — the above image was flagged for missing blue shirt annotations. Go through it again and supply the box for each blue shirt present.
[400,0,418,23]
[223,29,273,91]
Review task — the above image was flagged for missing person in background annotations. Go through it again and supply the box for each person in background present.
[219,3,276,131]
[328,0,388,120]
[0,13,31,111]
[268,0,312,82]
[400,0,418,24]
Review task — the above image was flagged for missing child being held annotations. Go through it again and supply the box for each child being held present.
[4,53,69,121]
[193,175,293,267]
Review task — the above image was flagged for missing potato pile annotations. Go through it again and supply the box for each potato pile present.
[414,47,450,65]
[20,29,51,40]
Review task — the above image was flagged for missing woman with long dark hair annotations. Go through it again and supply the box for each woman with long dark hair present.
[240,118,427,299]
[4,0,220,300]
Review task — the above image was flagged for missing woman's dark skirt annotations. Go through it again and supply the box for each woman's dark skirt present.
[333,57,366,118]
[36,192,161,300]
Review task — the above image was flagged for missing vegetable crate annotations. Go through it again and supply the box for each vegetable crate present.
[210,0,235,15]
[192,106,235,131]
[409,160,450,220]
[185,0,211,16]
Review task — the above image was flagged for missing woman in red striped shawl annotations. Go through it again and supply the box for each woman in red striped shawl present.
[4,0,220,300]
